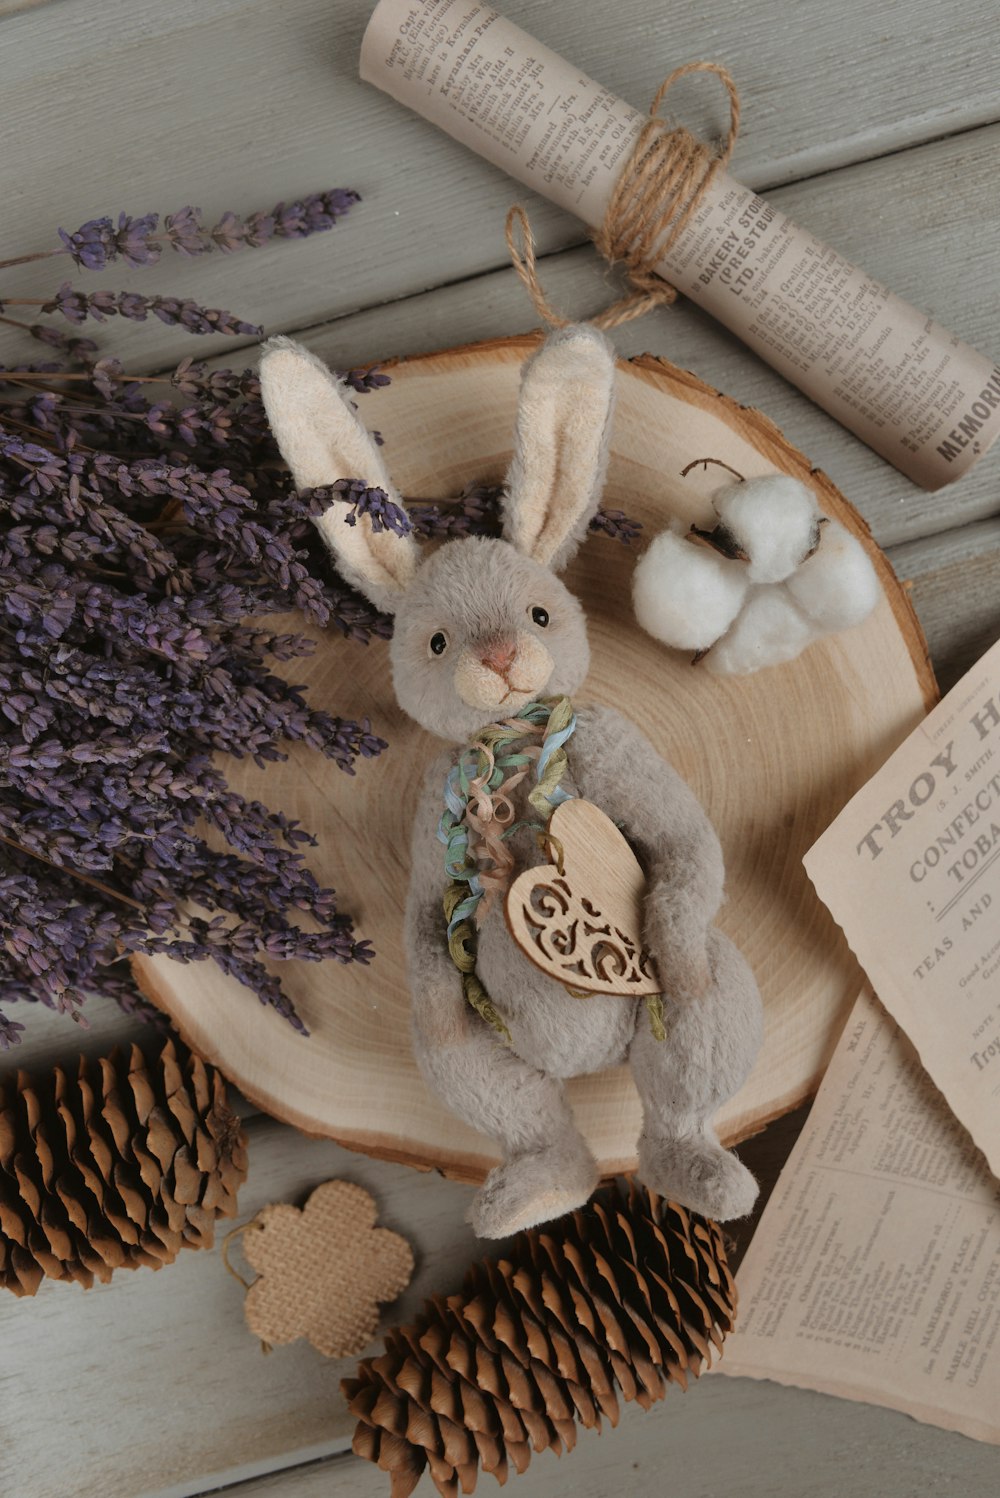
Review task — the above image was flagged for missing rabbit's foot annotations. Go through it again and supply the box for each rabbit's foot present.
[637,1132,758,1221]
[471,1140,599,1238]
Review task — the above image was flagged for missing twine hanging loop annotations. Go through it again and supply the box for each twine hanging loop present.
[506,62,741,332]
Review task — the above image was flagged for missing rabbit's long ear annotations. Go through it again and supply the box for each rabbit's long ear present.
[259,337,419,613]
[502,323,616,572]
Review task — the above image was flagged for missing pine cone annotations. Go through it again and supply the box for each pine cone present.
[343,1178,736,1497]
[0,1036,247,1296]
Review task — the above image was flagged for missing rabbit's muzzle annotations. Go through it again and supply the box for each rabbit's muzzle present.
[453,631,555,711]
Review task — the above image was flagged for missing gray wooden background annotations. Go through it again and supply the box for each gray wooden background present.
[1,1,998,1495]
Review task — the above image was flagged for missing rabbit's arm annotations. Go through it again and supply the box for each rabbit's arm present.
[404,753,475,1050]
[571,705,725,996]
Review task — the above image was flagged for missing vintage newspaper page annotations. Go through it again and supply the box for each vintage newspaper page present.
[361,0,1000,489]
[721,984,1000,1443]
[804,636,1000,1179]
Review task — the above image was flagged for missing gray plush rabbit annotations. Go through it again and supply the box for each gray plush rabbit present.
[260,325,763,1238]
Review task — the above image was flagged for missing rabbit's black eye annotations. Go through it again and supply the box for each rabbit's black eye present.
[429,631,448,657]
[531,606,549,628]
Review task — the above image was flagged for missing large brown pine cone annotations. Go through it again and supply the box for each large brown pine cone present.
[0,1035,247,1295]
[343,1178,737,1496]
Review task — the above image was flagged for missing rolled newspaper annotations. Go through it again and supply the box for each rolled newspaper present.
[361,0,1000,491]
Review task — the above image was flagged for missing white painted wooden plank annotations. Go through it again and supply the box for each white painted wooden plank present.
[894,517,1000,690]
[192,121,999,552]
[0,1081,799,1498]
[0,993,260,1123]
[0,992,154,1077]
[3,1029,998,1498]
[209,1374,1000,1498]
[1,0,999,378]
[1,1085,993,1498]
[156,1446,355,1498]
[0,1113,479,1498]
[0,0,62,16]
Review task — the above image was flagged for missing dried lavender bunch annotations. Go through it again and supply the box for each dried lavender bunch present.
[0,408,388,1043]
[0,194,382,1046]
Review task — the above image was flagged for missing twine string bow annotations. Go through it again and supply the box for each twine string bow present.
[505,62,741,331]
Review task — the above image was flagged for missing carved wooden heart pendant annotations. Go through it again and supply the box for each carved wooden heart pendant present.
[504,799,660,998]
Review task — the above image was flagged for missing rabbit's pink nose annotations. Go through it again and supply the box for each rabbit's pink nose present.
[479,639,517,676]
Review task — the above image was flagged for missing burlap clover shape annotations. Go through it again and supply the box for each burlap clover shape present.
[242,1179,413,1358]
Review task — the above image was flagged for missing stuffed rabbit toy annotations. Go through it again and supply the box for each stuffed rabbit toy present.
[260,325,763,1237]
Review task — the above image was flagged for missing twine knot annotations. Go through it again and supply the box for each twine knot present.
[505,62,740,332]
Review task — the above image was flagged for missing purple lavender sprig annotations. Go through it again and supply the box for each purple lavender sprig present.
[321,479,413,537]
[405,481,642,544]
[59,213,161,271]
[590,506,643,545]
[0,192,360,274]
[0,1011,25,1050]
[40,284,262,337]
[341,366,392,395]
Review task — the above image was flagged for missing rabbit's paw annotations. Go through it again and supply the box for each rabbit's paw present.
[470,1140,599,1238]
[637,1132,758,1221]
[663,942,712,1000]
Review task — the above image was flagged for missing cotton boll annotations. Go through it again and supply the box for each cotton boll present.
[706,584,819,675]
[633,529,749,651]
[715,476,820,585]
[787,520,881,630]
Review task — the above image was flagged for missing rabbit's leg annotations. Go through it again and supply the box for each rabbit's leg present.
[407,758,596,1238]
[416,1021,599,1237]
[628,928,762,1221]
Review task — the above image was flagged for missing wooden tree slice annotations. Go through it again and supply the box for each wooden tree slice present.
[135,335,936,1181]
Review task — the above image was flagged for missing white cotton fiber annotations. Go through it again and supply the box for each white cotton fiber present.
[715,475,820,585]
[632,529,749,651]
[633,480,884,677]
[705,587,819,676]
[786,520,882,630]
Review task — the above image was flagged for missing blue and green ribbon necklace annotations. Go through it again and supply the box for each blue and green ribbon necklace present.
[440,697,576,1040]
[439,696,666,1042]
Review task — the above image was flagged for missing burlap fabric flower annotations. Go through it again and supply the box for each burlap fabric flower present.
[240,1179,413,1357]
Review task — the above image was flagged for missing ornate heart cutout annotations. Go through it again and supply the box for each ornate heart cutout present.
[504,799,660,998]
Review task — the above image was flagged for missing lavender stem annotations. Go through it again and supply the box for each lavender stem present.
[0,249,65,271]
